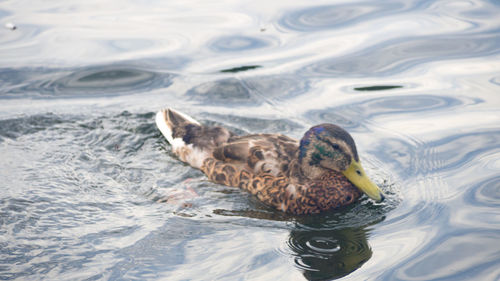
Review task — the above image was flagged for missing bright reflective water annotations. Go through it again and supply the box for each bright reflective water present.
[1,0,499,280]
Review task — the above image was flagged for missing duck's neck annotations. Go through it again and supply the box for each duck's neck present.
[299,163,328,180]
[298,133,329,181]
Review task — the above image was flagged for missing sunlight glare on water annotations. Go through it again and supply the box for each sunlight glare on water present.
[1,0,500,280]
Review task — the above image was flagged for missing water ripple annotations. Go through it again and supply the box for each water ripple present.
[0,65,174,98]
[0,113,71,141]
[186,78,255,105]
[359,94,461,117]
[186,76,309,106]
[200,112,303,137]
[450,175,500,232]
[243,75,311,101]
[1,0,500,279]
[393,231,500,280]
[301,33,500,77]
[466,175,500,207]
[279,2,406,32]
[304,110,360,130]
[209,35,270,52]
[0,111,174,279]
[415,129,500,175]
[305,94,461,126]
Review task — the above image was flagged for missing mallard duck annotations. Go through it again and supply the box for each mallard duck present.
[155,108,384,214]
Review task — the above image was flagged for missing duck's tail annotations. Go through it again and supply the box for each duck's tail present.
[155,108,232,169]
[155,108,201,145]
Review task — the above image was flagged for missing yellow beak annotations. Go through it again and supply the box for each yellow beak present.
[342,160,384,202]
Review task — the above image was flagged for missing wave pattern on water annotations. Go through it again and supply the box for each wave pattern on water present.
[209,35,271,52]
[0,65,174,98]
[279,2,407,32]
[185,75,310,106]
[1,0,500,280]
[0,111,194,279]
[301,33,500,77]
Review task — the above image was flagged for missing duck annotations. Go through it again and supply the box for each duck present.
[155,108,384,214]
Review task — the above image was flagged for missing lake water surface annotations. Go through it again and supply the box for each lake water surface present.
[1,0,499,280]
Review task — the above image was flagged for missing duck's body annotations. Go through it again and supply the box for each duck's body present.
[156,108,383,214]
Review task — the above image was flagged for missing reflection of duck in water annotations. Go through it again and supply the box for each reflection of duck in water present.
[156,108,384,214]
[213,204,381,280]
[288,227,372,280]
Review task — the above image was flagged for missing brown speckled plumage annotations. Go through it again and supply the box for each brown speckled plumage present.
[156,108,370,215]
[202,157,360,214]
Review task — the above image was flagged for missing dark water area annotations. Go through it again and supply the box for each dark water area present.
[1,0,499,280]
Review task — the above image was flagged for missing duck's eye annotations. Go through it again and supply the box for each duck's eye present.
[332,144,340,150]
[356,169,362,176]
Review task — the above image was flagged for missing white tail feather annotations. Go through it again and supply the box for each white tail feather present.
[155,108,208,168]
[155,108,201,144]
[155,110,174,144]
[170,108,201,125]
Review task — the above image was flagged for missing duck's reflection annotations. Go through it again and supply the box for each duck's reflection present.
[212,207,379,281]
[287,227,371,280]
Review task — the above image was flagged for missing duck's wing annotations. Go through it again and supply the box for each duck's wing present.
[212,134,299,177]
[155,108,233,168]
[156,108,300,176]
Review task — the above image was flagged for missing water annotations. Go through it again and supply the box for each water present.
[1,0,499,280]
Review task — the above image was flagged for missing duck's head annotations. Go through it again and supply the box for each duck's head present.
[298,123,384,202]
